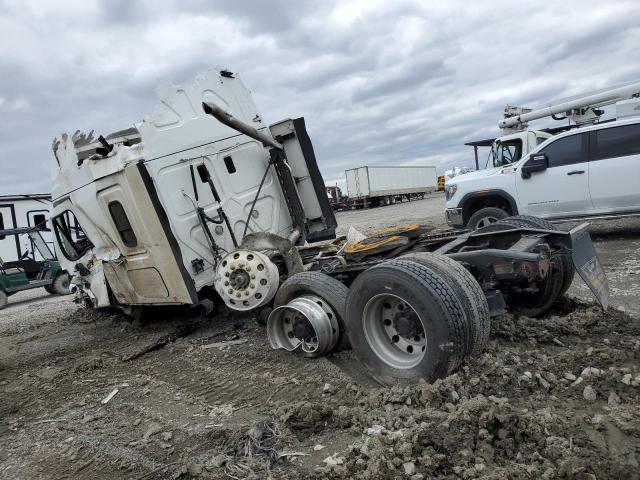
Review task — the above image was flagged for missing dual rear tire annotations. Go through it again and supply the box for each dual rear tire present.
[344,255,488,385]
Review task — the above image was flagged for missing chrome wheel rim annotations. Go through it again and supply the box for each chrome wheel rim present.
[362,293,426,369]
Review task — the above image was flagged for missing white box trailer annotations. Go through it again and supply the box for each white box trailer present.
[345,165,437,207]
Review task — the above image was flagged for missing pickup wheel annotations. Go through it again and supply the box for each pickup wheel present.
[0,290,7,310]
[467,207,509,230]
[345,258,469,385]
[273,272,350,352]
[497,216,575,298]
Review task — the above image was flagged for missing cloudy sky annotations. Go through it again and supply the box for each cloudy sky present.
[1,0,639,194]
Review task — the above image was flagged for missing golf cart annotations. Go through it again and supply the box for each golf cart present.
[0,227,70,309]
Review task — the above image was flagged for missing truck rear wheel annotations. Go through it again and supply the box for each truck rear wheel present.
[345,259,469,385]
[467,207,509,230]
[0,290,7,309]
[497,215,575,297]
[272,272,350,352]
[401,252,490,356]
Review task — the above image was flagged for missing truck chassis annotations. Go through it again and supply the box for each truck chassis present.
[263,218,607,384]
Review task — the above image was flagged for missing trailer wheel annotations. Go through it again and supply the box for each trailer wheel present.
[49,272,71,295]
[497,215,575,297]
[345,259,469,385]
[0,290,7,309]
[401,253,490,356]
[273,272,350,352]
[467,207,509,230]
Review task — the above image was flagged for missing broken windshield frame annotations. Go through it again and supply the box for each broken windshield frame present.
[52,211,93,261]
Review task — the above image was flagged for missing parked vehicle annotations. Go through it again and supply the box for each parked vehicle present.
[326,185,346,210]
[0,227,70,309]
[345,165,436,208]
[0,194,53,262]
[51,69,608,385]
[444,166,473,180]
[446,81,640,229]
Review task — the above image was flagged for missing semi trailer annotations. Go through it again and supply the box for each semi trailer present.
[345,165,436,208]
[51,69,608,385]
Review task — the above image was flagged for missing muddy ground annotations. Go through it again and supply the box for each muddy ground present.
[1,194,639,479]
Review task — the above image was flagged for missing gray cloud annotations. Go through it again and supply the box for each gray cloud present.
[0,0,639,194]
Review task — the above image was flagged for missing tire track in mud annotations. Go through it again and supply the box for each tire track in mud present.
[151,340,354,409]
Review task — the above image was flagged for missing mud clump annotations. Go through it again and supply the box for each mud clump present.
[272,303,640,479]
[2,293,639,479]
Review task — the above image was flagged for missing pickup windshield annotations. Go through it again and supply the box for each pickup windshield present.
[490,139,523,168]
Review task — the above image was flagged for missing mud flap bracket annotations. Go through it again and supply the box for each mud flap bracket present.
[569,223,609,309]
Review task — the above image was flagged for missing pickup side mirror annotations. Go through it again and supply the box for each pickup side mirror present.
[521,153,548,179]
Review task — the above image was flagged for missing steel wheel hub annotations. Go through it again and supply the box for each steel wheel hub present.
[267,294,339,358]
[214,249,279,311]
[362,293,427,369]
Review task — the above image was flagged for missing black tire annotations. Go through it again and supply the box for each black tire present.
[0,290,7,309]
[467,207,509,230]
[50,272,71,295]
[497,215,575,297]
[345,259,469,385]
[401,253,490,356]
[274,272,350,352]
[44,285,54,294]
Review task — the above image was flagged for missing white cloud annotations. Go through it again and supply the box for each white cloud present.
[0,0,639,194]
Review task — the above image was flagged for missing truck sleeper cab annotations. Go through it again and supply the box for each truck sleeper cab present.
[51,70,336,312]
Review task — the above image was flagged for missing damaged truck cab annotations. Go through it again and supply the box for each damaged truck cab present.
[52,68,609,386]
[52,69,335,312]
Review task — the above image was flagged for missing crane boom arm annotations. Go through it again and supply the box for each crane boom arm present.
[499,81,640,129]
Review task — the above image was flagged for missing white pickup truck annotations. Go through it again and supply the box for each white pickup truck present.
[446,102,640,229]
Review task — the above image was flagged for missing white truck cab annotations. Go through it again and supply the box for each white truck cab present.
[446,82,640,229]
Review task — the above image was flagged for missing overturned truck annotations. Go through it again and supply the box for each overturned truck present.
[51,69,608,385]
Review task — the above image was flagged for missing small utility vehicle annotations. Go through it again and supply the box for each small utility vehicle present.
[0,227,70,309]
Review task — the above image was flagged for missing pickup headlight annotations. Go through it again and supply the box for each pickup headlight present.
[445,184,457,201]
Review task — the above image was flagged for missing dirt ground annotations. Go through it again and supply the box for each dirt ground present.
[1,194,639,479]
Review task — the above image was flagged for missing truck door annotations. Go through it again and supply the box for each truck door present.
[588,123,640,212]
[0,205,19,262]
[516,132,593,218]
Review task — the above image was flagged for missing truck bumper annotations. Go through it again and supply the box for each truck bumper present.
[445,208,464,227]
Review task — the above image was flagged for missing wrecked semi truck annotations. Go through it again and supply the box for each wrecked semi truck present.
[51,69,608,385]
